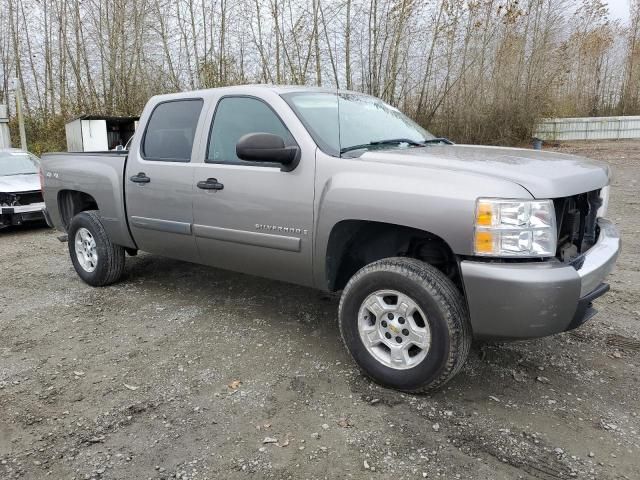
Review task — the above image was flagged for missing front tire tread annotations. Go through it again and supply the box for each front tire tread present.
[339,257,471,393]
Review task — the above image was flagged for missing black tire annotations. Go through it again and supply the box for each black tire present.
[67,210,125,287]
[339,257,471,392]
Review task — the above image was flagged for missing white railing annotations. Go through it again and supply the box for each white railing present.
[534,115,640,141]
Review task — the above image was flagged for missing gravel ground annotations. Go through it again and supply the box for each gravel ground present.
[1,141,639,480]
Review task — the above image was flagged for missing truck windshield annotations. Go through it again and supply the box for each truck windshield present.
[281,92,435,157]
[0,151,39,176]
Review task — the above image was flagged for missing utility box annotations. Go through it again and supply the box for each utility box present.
[65,115,138,152]
[0,105,10,149]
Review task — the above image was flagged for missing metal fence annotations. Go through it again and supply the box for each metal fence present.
[534,115,640,141]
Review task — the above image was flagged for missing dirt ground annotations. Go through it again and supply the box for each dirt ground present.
[1,141,639,480]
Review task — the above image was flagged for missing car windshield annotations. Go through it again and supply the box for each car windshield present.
[281,92,435,157]
[0,151,39,176]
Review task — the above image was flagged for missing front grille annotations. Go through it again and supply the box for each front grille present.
[555,189,602,262]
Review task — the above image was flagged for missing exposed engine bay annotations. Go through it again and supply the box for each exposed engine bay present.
[555,189,604,262]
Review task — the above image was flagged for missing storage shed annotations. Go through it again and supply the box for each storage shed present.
[65,115,138,152]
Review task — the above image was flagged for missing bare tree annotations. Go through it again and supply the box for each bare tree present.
[1,0,638,152]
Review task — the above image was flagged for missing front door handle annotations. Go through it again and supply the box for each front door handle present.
[130,172,150,183]
[197,178,224,190]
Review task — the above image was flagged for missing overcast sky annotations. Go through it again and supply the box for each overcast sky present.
[608,0,631,21]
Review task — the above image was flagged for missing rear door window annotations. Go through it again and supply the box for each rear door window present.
[142,99,203,162]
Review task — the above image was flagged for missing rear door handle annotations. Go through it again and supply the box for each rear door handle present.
[130,172,150,183]
[197,178,224,190]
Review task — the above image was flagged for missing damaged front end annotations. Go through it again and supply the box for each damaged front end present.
[555,188,607,263]
[1,190,46,228]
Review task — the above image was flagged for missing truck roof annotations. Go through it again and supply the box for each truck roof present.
[149,84,365,102]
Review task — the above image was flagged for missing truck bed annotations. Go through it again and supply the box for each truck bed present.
[40,151,136,249]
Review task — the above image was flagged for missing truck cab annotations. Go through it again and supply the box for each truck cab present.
[124,89,316,284]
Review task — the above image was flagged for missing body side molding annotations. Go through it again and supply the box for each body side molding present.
[193,224,301,252]
[129,216,192,235]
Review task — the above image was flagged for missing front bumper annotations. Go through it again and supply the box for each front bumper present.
[461,218,620,339]
[0,202,46,227]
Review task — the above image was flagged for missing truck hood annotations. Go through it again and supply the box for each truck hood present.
[359,144,610,198]
[0,173,40,194]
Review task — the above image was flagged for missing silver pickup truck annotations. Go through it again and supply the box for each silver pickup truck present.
[41,85,620,392]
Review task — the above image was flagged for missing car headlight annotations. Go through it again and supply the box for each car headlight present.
[474,198,557,257]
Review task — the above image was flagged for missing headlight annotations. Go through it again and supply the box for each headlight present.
[474,198,557,257]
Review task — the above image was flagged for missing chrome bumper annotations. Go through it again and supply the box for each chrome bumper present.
[461,218,620,339]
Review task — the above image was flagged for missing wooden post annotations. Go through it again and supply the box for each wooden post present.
[14,78,27,151]
[0,104,11,148]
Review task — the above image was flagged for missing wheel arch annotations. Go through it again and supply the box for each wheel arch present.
[57,190,99,231]
[324,219,460,292]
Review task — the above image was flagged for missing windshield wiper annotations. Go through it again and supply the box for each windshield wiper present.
[340,138,425,155]
[422,137,454,145]
[371,138,426,147]
[340,137,454,155]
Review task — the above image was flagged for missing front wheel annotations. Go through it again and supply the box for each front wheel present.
[339,257,471,392]
[68,210,125,286]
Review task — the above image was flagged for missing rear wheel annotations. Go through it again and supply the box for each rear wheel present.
[339,257,471,392]
[68,210,125,286]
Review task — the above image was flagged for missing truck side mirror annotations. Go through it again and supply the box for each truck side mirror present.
[236,133,300,171]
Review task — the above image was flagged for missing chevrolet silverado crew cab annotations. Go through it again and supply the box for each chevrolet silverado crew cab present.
[41,85,620,392]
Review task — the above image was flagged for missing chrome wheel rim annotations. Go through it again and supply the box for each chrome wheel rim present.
[357,289,431,370]
[74,227,98,273]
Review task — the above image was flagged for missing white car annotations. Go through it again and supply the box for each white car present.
[0,149,46,229]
